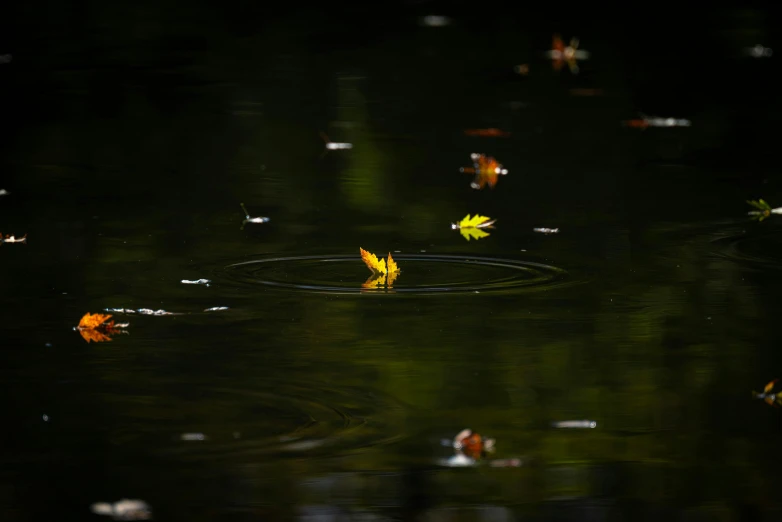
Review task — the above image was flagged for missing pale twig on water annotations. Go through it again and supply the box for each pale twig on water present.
[319,131,352,158]
[181,279,211,286]
[240,203,270,230]
[90,499,151,520]
[1,233,27,244]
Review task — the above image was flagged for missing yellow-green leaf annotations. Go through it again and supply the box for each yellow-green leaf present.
[458,214,493,229]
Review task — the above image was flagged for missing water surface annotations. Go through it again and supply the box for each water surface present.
[2,5,782,521]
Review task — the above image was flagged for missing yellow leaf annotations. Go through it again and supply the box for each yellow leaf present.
[362,273,386,288]
[458,214,494,229]
[387,252,399,274]
[386,269,399,288]
[460,228,491,241]
[359,249,401,288]
[360,247,387,274]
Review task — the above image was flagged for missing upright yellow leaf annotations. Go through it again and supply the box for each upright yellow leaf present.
[387,252,399,274]
[360,247,387,274]
[386,269,399,288]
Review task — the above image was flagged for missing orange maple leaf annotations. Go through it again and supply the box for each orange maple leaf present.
[463,128,511,137]
[78,328,114,343]
[75,312,129,343]
[78,313,114,329]
[461,154,507,190]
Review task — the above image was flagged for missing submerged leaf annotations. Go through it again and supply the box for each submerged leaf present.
[360,247,387,274]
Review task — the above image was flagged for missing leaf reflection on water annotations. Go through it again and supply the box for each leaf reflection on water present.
[90,499,151,520]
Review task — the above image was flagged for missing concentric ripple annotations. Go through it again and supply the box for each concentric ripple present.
[649,219,782,270]
[113,381,404,462]
[711,227,782,270]
[221,254,571,295]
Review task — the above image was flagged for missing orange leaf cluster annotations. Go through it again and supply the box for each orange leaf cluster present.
[462,154,507,190]
[463,128,510,137]
[75,312,129,343]
[453,428,496,460]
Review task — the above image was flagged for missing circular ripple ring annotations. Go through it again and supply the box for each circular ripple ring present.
[222,254,573,295]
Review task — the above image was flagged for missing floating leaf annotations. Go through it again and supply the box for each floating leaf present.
[78,313,114,330]
[452,429,496,460]
[451,215,495,241]
[747,200,773,221]
[360,247,387,275]
[387,252,400,275]
[461,154,508,190]
[747,199,771,211]
[75,312,129,343]
[359,249,400,289]
[548,34,586,74]
[454,214,495,229]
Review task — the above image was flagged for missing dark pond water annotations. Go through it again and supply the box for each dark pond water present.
[2,4,782,521]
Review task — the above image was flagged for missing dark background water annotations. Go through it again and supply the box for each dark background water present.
[2,3,782,521]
